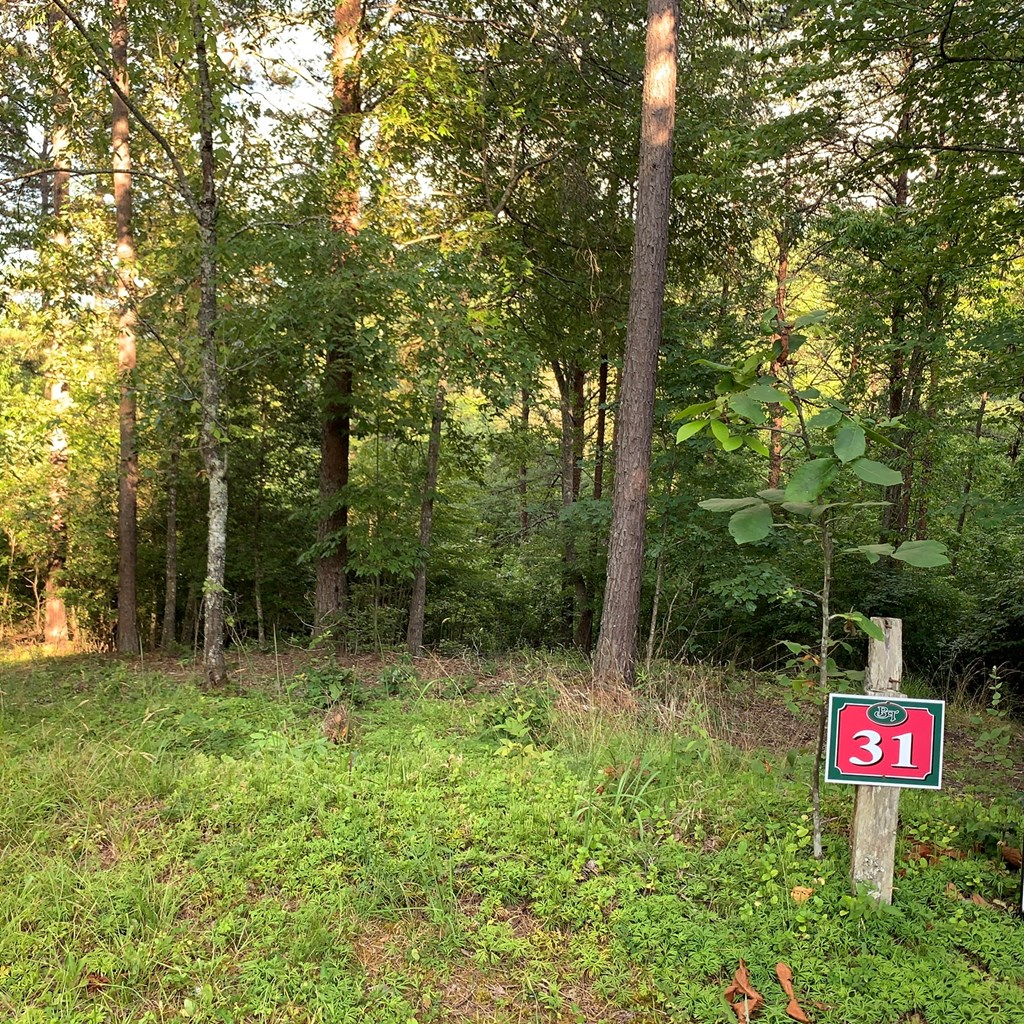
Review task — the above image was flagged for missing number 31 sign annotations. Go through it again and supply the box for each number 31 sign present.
[825,694,945,790]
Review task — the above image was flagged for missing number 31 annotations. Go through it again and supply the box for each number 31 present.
[849,729,917,769]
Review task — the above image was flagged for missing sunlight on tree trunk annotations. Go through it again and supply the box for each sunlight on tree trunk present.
[113,0,138,655]
[593,0,678,687]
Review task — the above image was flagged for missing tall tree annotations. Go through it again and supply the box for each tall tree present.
[593,0,678,686]
[315,0,361,636]
[112,0,138,654]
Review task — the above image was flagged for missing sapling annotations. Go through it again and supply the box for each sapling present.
[678,321,949,857]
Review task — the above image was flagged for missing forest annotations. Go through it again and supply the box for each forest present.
[0,0,1020,690]
[2,1,1024,1020]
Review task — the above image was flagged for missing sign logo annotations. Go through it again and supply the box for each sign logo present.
[866,702,908,727]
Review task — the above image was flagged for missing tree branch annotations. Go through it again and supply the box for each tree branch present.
[48,0,201,218]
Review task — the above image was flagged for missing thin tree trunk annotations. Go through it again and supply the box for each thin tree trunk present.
[113,0,138,654]
[768,228,790,488]
[951,393,988,574]
[593,354,608,501]
[253,392,268,647]
[315,0,361,636]
[518,388,530,537]
[161,444,178,649]
[593,0,678,687]
[811,512,833,860]
[180,581,197,650]
[191,0,227,687]
[44,8,70,648]
[407,383,445,657]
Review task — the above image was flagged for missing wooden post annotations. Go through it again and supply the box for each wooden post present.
[849,617,903,903]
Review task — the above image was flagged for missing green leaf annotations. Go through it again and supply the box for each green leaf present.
[746,383,787,403]
[744,435,770,457]
[728,502,773,544]
[863,424,905,451]
[842,543,895,562]
[677,400,716,419]
[711,420,736,449]
[729,393,766,424]
[833,424,866,463]
[676,420,707,442]
[722,434,744,452]
[698,496,764,512]
[780,640,806,654]
[808,408,842,429]
[695,358,734,373]
[892,540,951,568]
[781,501,817,517]
[793,309,828,329]
[850,458,903,486]
[796,387,821,400]
[756,488,786,503]
[784,458,840,502]
[845,612,886,642]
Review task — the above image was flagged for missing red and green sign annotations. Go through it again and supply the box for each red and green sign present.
[825,694,945,790]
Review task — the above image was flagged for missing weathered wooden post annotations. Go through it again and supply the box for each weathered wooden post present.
[849,617,903,903]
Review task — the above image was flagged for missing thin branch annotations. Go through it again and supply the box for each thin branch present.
[0,165,184,193]
[49,0,200,218]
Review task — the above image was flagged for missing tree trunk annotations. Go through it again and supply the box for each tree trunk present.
[518,388,530,537]
[406,383,446,657]
[44,7,71,648]
[811,512,833,861]
[192,0,227,687]
[593,354,608,501]
[113,0,138,654]
[768,228,790,488]
[161,444,178,649]
[951,393,987,574]
[315,0,362,636]
[253,392,268,647]
[593,0,677,687]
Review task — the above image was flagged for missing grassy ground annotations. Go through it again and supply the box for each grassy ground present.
[1,649,1022,1024]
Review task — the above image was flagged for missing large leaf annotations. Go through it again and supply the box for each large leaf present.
[729,393,766,425]
[807,408,842,429]
[833,424,866,463]
[746,382,787,403]
[698,496,764,512]
[710,419,731,446]
[744,435,770,457]
[893,540,951,568]
[842,542,895,564]
[784,458,839,502]
[757,488,786,503]
[728,502,773,544]
[676,420,707,442]
[676,400,717,419]
[841,612,886,642]
[850,458,903,486]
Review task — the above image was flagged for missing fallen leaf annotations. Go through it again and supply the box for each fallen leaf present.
[791,886,814,904]
[775,963,811,1023]
[998,843,1022,871]
[970,893,991,907]
[84,973,110,995]
[724,960,764,1022]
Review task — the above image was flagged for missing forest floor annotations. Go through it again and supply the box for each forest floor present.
[1,646,1023,1024]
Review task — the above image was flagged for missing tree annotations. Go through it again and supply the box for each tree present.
[112,0,138,654]
[593,0,678,686]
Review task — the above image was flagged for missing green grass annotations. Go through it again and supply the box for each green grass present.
[1,651,1022,1023]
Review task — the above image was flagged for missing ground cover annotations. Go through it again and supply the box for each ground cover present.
[0,650,1022,1023]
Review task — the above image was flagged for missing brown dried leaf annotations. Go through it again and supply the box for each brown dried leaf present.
[999,843,1022,871]
[84,973,110,995]
[724,960,764,1022]
[775,963,811,1023]
[790,885,814,904]
[970,892,991,907]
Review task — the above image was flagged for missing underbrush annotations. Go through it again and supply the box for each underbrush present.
[1,652,1022,1023]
